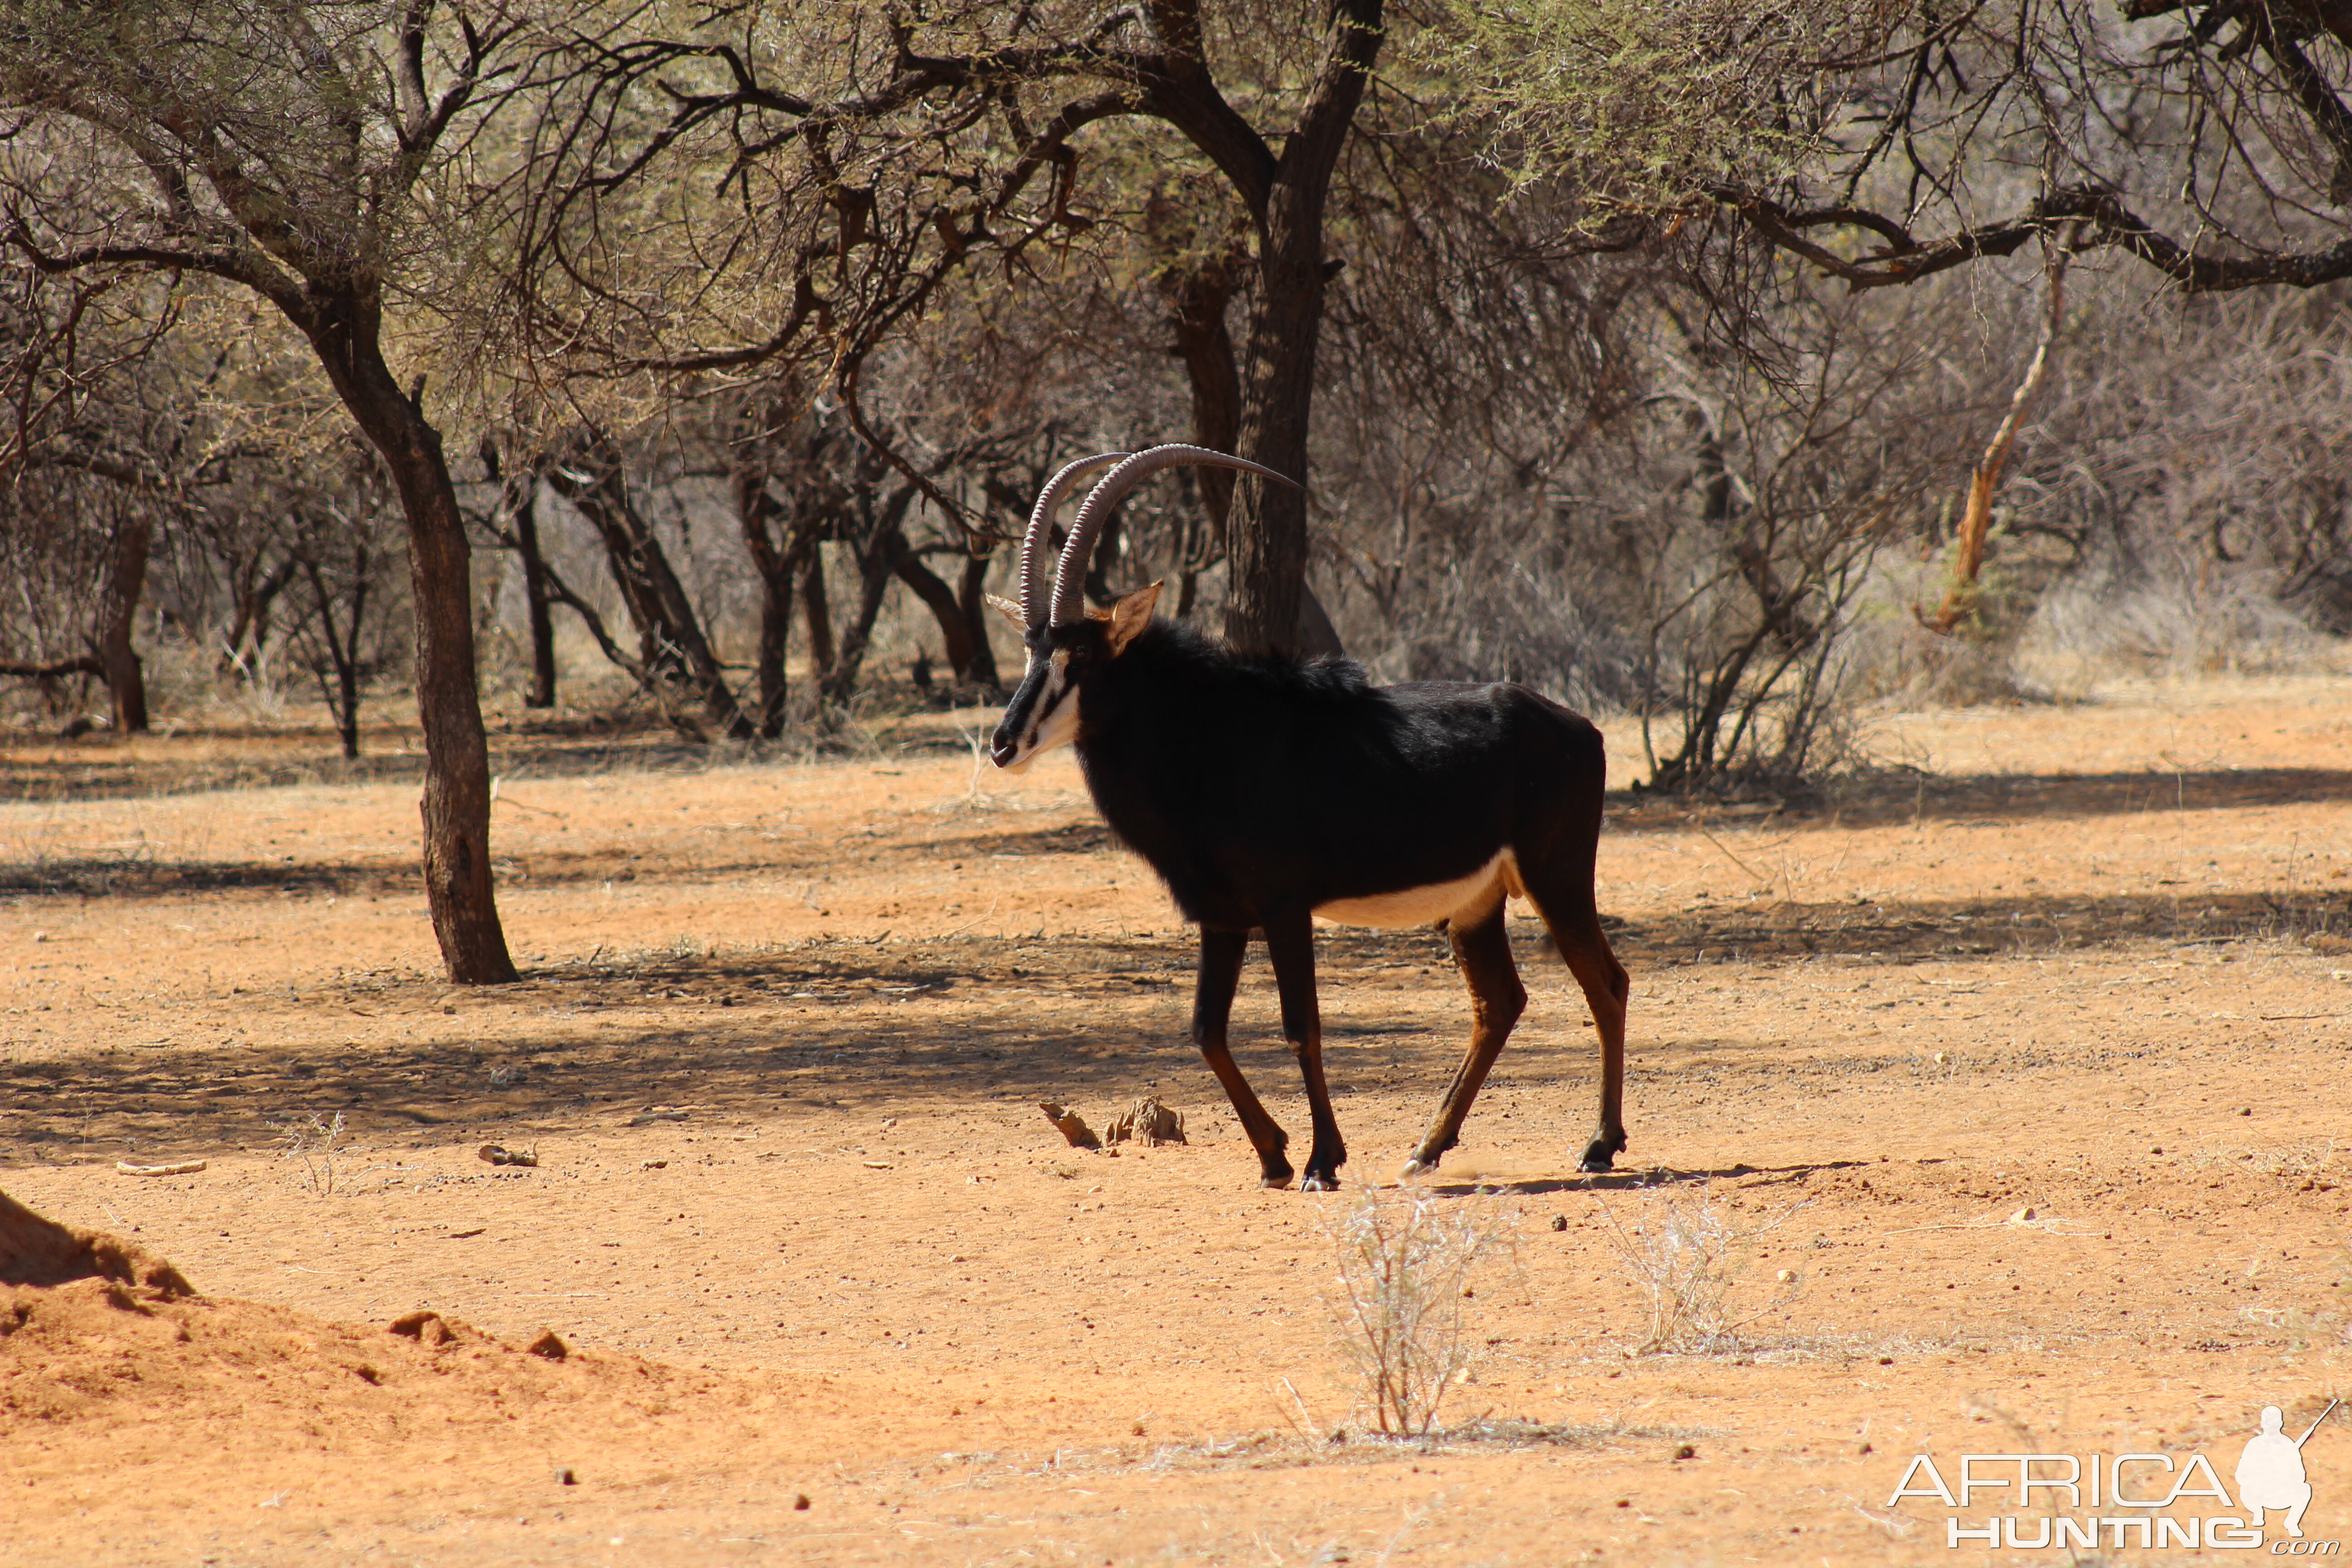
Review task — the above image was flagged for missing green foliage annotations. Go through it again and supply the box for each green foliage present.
[1408,0,1895,209]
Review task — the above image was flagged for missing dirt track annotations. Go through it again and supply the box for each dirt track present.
[3,675,2350,1565]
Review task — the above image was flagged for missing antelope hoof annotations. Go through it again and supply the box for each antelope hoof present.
[1260,1173,1295,1191]
[1300,1172,1340,1192]
[1399,1157,1436,1180]
[1578,1135,1622,1174]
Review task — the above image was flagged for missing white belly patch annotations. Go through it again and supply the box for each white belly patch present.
[1314,850,1519,929]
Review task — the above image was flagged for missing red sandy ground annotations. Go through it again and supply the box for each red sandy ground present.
[0,674,2348,1565]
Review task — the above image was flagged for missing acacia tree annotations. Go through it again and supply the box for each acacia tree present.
[539,426,755,738]
[518,0,1386,657]
[285,449,410,760]
[1642,1,2352,668]
[1438,2,2352,316]
[0,0,590,982]
[1712,3,2352,297]
[476,434,559,708]
[0,266,197,728]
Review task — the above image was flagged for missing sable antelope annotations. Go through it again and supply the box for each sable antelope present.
[990,445,1629,1190]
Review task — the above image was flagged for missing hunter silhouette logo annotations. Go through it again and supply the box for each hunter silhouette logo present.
[2240,1401,2336,1540]
[1886,1397,2342,1552]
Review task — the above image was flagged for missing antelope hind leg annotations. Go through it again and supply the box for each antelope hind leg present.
[1401,904,1524,1180]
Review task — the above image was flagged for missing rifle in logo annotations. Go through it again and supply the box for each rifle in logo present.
[2239,1399,2339,1541]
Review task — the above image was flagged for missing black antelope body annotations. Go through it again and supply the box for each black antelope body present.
[990,445,1629,1190]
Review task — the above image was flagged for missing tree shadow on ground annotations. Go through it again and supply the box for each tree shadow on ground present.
[1607,886,2350,964]
[1419,1160,1872,1198]
[4,877,2335,1172]
[0,931,1427,1165]
[0,858,396,897]
[1615,767,2352,833]
[0,718,734,803]
[0,849,810,898]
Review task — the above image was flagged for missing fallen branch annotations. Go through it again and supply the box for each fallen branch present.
[115,1159,206,1176]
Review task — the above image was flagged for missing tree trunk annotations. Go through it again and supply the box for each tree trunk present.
[893,551,978,679]
[1922,237,2072,634]
[300,551,367,761]
[301,307,516,984]
[95,510,152,732]
[1164,254,1246,544]
[544,432,752,738]
[1221,0,1384,657]
[1225,259,1323,657]
[801,542,837,680]
[822,495,916,708]
[1165,244,1346,657]
[1647,622,1776,795]
[476,436,559,707]
[1295,583,1344,659]
[221,549,296,678]
[510,477,558,709]
[955,550,1001,690]
[334,649,360,759]
[732,441,796,739]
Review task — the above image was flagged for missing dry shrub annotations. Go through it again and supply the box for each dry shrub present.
[2016,573,2339,683]
[277,1110,349,1196]
[1600,1193,1804,1355]
[1838,617,2055,709]
[1319,1192,1516,1437]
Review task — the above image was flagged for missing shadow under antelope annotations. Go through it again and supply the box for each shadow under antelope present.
[990,446,1629,1191]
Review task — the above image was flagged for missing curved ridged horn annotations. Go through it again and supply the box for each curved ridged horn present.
[1049,444,1301,625]
[1018,452,1130,630]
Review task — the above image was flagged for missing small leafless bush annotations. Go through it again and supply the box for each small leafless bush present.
[1318,1192,1518,1437]
[941,720,1007,814]
[276,1110,349,1196]
[1600,1193,1805,1355]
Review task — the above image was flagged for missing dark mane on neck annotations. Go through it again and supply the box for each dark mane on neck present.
[1122,617,1374,699]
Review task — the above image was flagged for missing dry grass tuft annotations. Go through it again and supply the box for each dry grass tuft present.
[276,1110,350,1196]
[1599,1192,1806,1355]
[1318,1191,1517,1437]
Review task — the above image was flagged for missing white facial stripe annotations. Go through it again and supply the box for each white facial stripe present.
[1001,651,1080,772]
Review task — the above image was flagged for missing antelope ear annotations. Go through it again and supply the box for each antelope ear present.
[1106,581,1163,656]
[982,593,1025,627]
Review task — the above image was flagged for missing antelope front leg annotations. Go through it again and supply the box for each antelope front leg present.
[1191,925,1294,1189]
[1263,910,1346,1191]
